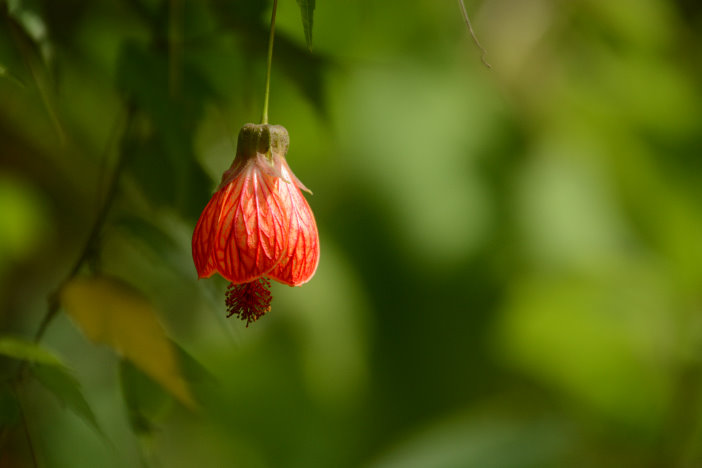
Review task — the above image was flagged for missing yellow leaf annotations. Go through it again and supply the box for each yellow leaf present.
[60,276,195,408]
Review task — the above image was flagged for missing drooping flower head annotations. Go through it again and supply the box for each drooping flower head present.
[192,123,319,325]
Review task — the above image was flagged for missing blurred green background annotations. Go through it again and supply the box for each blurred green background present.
[2,0,702,466]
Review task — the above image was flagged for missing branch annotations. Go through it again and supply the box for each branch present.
[12,382,39,468]
[34,105,135,343]
[458,0,491,69]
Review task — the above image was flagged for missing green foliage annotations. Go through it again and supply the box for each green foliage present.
[115,214,179,262]
[209,0,329,112]
[2,0,702,467]
[0,336,63,366]
[296,0,316,50]
[119,359,172,435]
[0,336,101,435]
[119,346,212,435]
[0,62,25,87]
[115,41,215,220]
[0,383,20,426]
[33,364,103,436]
[60,276,195,408]
[368,414,570,468]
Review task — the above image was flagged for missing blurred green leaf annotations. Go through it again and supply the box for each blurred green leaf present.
[368,414,569,468]
[60,276,196,409]
[115,42,215,127]
[0,335,63,366]
[0,383,20,426]
[0,176,48,269]
[4,4,64,142]
[119,346,212,435]
[115,214,179,261]
[172,343,216,387]
[208,0,270,26]
[495,272,672,430]
[119,359,172,435]
[121,132,213,221]
[295,0,316,50]
[33,364,103,436]
[13,9,48,45]
[210,1,329,113]
[0,337,102,435]
[0,63,26,87]
[116,41,215,220]
[274,34,328,113]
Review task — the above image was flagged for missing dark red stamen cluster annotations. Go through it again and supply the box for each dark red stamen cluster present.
[225,278,273,327]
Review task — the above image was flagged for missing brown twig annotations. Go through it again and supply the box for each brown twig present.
[33,105,134,343]
[12,382,39,468]
[458,0,492,69]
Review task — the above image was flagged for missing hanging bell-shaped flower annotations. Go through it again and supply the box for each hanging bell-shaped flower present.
[192,123,320,325]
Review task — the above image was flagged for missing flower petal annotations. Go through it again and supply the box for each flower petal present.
[212,163,289,284]
[267,162,319,286]
[192,189,223,278]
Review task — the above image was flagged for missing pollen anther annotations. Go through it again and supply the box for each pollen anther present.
[225,278,273,326]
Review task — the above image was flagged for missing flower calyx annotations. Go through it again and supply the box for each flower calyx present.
[235,123,290,165]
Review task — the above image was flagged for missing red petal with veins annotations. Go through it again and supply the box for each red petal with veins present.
[192,123,319,290]
[267,160,320,286]
[192,158,289,284]
[192,189,222,278]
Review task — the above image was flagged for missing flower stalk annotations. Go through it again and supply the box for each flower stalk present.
[193,1,318,326]
[261,0,278,124]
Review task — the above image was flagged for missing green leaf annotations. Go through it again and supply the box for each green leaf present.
[0,337,102,435]
[4,9,65,143]
[368,414,570,468]
[173,343,216,386]
[115,41,215,220]
[60,276,196,408]
[119,347,212,435]
[275,35,328,113]
[32,364,103,436]
[119,359,172,435]
[0,336,63,366]
[0,384,20,426]
[295,0,316,50]
[209,2,329,113]
[115,214,179,260]
[0,64,26,88]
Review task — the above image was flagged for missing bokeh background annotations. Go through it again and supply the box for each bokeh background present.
[2,0,702,466]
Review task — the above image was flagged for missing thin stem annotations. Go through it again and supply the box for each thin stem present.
[261,0,278,124]
[6,11,66,142]
[458,0,491,69]
[32,105,134,344]
[12,383,38,468]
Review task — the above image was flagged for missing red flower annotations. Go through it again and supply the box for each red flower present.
[192,124,319,325]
